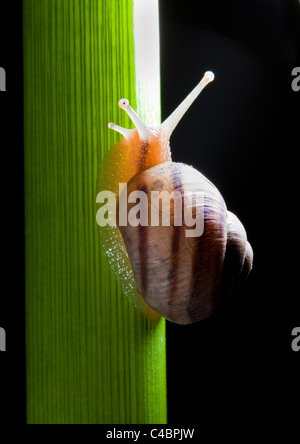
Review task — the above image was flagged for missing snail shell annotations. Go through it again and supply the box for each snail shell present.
[97,72,253,325]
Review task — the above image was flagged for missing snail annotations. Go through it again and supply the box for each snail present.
[97,71,253,325]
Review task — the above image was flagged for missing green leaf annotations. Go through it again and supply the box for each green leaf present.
[24,0,166,424]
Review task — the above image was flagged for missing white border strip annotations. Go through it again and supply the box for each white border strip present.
[134,0,160,125]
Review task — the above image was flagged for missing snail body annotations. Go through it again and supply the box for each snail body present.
[97,72,253,325]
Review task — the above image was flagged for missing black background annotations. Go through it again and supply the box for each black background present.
[160,0,300,426]
[0,1,25,425]
[0,0,299,427]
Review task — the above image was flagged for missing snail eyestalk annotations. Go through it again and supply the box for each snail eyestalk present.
[160,70,215,139]
[118,98,151,142]
[108,122,134,139]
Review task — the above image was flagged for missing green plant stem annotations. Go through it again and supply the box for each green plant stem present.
[24,0,166,424]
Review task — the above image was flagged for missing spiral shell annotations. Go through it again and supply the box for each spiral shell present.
[118,161,253,324]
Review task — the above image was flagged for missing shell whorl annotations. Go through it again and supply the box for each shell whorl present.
[117,161,252,325]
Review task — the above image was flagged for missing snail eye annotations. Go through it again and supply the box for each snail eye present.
[118,98,129,109]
